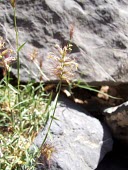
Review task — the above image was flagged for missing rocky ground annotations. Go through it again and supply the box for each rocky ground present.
[69,85,128,170]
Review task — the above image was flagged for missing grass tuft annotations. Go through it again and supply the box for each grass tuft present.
[0,80,50,169]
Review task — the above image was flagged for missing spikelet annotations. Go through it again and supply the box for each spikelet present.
[10,0,16,8]
[49,43,78,83]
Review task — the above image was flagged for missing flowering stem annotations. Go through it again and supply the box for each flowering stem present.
[13,7,20,102]
[14,8,18,50]
[40,45,71,148]
[41,81,62,147]
[7,71,11,108]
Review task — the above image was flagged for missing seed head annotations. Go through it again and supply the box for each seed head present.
[29,48,38,61]
[10,0,16,8]
[49,43,78,82]
[1,49,13,57]
[0,37,16,72]
[41,143,55,162]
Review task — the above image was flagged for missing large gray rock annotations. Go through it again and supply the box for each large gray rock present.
[103,101,128,144]
[0,0,128,85]
[34,96,113,170]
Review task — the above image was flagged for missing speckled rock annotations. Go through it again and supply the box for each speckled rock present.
[103,101,128,144]
[34,95,113,170]
[0,0,128,84]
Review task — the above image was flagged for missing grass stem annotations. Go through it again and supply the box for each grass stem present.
[13,7,20,103]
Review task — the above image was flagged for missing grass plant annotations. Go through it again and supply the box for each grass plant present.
[0,1,51,169]
[0,78,50,169]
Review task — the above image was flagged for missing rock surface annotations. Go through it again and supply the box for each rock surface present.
[0,0,128,84]
[103,101,128,144]
[33,95,113,170]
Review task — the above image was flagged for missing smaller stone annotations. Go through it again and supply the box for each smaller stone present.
[103,101,128,144]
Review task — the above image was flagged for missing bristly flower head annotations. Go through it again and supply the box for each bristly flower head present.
[10,0,16,8]
[48,25,77,83]
[49,43,78,83]
[0,37,16,73]
[41,143,55,162]
[29,48,38,62]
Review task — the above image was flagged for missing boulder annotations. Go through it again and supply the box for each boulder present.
[34,95,113,170]
[0,0,128,85]
[103,101,128,144]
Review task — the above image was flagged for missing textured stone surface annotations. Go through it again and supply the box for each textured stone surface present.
[103,101,128,144]
[0,0,128,84]
[34,95,113,170]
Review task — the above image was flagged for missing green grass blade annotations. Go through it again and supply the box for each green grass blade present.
[8,83,19,94]
[0,112,11,121]
[17,42,26,52]
[76,83,121,99]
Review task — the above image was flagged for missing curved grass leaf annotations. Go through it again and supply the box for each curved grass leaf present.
[0,112,11,121]
[17,42,26,52]
[76,83,121,99]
